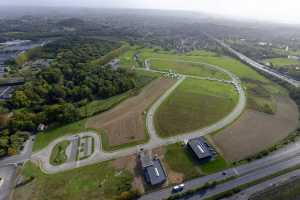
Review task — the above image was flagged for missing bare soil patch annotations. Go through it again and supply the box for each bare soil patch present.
[86,78,175,146]
[212,95,299,161]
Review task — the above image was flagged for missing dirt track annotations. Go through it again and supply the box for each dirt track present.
[213,95,299,161]
[86,78,175,147]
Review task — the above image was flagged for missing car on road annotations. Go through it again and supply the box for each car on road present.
[172,183,184,193]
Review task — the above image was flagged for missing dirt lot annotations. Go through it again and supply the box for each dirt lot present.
[86,78,175,147]
[212,95,299,161]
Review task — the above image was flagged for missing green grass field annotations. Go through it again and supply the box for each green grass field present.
[49,140,70,166]
[137,48,288,114]
[13,161,133,200]
[150,59,230,80]
[264,57,300,68]
[164,143,228,180]
[33,120,91,152]
[139,48,267,82]
[154,78,238,137]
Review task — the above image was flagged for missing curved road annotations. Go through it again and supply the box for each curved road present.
[32,59,246,173]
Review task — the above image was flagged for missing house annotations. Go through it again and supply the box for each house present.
[140,150,166,186]
[187,137,212,162]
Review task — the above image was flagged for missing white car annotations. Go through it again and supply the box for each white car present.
[172,183,185,193]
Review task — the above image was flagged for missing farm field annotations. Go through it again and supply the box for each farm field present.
[149,59,230,80]
[212,95,299,161]
[13,161,134,200]
[263,57,300,68]
[154,78,238,137]
[86,77,176,149]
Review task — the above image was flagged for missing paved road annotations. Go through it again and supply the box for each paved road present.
[0,136,34,167]
[140,139,300,200]
[0,136,33,200]
[212,37,300,88]
[228,168,300,200]
[0,165,17,200]
[32,59,246,173]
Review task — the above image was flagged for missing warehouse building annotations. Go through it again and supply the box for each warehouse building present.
[187,137,212,162]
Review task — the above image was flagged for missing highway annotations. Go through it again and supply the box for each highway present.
[140,140,300,200]
[213,38,300,88]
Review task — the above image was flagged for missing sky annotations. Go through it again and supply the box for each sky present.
[1,0,300,24]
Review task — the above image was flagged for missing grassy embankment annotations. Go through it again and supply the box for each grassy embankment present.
[13,161,133,200]
[263,57,300,68]
[154,78,238,137]
[249,177,300,200]
[150,59,230,80]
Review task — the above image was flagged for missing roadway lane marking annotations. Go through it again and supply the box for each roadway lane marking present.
[233,168,240,176]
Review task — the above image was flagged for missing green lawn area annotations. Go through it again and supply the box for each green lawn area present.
[79,92,131,117]
[164,143,228,180]
[33,120,91,152]
[119,49,137,68]
[49,140,70,166]
[154,78,238,137]
[139,48,289,114]
[264,57,300,68]
[139,48,267,82]
[150,59,230,80]
[13,161,133,200]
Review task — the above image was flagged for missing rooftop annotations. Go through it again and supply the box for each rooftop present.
[144,159,166,185]
[188,137,212,161]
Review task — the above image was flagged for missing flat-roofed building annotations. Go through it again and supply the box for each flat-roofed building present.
[187,137,212,162]
[139,150,166,186]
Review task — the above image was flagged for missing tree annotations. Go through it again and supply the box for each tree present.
[7,147,17,156]
[40,68,62,84]
[9,91,31,109]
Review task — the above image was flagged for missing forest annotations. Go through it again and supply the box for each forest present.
[0,37,137,157]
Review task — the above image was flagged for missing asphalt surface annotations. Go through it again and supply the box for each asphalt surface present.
[141,140,300,200]
[213,37,300,88]
[0,136,34,167]
[0,165,17,200]
[228,168,300,200]
[0,136,33,200]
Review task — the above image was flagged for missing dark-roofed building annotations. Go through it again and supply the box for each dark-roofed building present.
[139,150,166,186]
[187,137,212,162]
